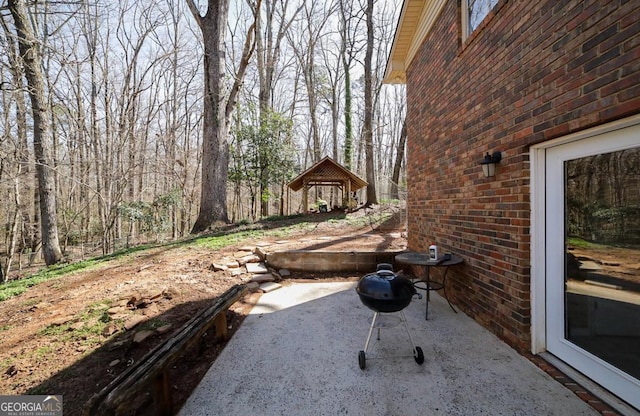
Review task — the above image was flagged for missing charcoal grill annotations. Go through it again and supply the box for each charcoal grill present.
[355,263,424,369]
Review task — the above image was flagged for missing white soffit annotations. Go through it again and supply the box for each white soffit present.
[383,0,447,84]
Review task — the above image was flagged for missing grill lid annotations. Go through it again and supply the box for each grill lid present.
[356,269,416,312]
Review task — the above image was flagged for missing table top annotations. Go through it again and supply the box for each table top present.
[395,252,463,267]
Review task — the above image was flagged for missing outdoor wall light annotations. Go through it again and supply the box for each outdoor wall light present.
[480,151,502,177]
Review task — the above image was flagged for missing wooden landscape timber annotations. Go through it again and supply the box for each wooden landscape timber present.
[83,284,249,416]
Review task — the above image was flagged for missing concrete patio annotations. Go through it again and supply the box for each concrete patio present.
[180,281,599,416]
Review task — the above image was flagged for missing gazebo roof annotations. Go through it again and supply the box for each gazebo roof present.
[288,156,368,192]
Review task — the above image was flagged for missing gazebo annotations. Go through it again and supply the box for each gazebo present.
[288,156,368,212]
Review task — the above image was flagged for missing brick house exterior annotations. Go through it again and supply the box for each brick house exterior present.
[385,0,640,409]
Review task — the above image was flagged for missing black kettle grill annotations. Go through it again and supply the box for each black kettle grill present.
[355,263,424,369]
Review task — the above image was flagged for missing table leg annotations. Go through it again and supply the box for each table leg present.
[441,267,458,314]
[425,266,430,320]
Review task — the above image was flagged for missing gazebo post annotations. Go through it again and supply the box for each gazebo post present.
[303,182,309,213]
[345,180,351,209]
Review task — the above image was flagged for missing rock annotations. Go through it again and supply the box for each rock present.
[238,254,261,266]
[579,260,602,271]
[5,365,18,377]
[270,271,282,282]
[51,315,75,326]
[142,303,160,316]
[246,262,268,274]
[108,340,128,350]
[278,268,291,277]
[30,302,51,311]
[246,282,260,291]
[156,324,173,335]
[70,321,85,331]
[211,263,228,272]
[226,261,240,269]
[231,269,244,277]
[135,298,153,309]
[133,330,155,344]
[238,246,254,252]
[107,306,127,315]
[251,273,275,283]
[259,282,282,293]
[254,246,268,261]
[103,323,120,337]
[163,287,178,299]
[126,296,139,309]
[149,291,164,301]
[123,315,146,331]
[255,241,271,247]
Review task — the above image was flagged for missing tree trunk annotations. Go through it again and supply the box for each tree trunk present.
[3,174,22,281]
[391,120,406,200]
[189,0,231,232]
[339,0,354,170]
[188,0,258,233]
[1,12,34,258]
[9,0,63,265]
[363,0,377,206]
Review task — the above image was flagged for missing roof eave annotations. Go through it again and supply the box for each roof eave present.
[382,0,448,84]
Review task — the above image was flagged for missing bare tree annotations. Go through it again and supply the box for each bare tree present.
[254,0,302,216]
[363,0,377,206]
[287,0,335,163]
[338,0,364,171]
[391,119,406,200]
[8,0,63,265]
[187,0,260,233]
[1,12,35,275]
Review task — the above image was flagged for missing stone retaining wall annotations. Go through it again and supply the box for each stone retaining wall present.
[266,250,403,273]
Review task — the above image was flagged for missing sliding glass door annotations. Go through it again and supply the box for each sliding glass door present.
[545,123,640,409]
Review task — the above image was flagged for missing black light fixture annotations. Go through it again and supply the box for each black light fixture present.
[480,151,502,177]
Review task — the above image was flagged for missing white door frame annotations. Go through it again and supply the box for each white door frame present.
[530,113,640,409]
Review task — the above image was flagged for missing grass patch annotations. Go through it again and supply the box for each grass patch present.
[262,213,305,222]
[193,230,267,250]
[568,237,611,249]
[0,244,161,302]
[342,211,394,228]
[33,345,54,361]
[38,300,114,346]
[192,222,316,250]
[0,259,100,302]
[140,317,169,331]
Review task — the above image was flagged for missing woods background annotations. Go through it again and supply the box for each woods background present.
[0,0,408,278]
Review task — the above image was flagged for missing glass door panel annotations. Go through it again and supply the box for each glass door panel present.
[565,148,640,380]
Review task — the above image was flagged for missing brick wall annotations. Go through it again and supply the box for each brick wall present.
[405,0,640,351]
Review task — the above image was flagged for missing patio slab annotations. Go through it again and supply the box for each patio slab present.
[180,282,599,416]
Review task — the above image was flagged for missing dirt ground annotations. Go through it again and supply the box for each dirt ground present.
[0,206,407,415]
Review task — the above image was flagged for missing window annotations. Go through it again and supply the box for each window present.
[462,0,499,40]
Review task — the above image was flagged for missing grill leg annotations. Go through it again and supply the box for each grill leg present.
[363,312,379,353]
[399,310,418,351]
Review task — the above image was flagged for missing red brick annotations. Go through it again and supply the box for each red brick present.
[405,0,640,352]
